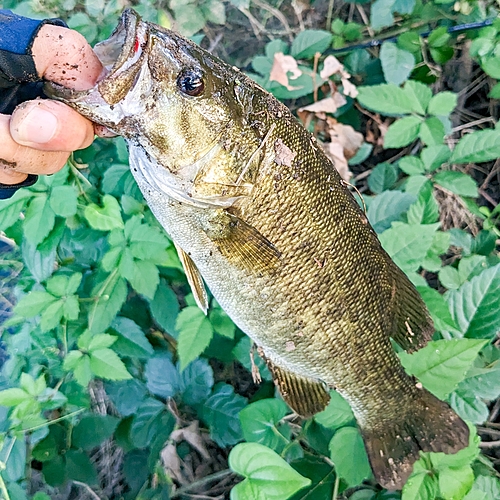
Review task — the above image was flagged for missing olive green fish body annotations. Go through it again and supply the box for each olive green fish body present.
[47,10,469,489]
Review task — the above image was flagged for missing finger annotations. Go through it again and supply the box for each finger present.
[0,114,70,176]
[10,100,95,152]
[32,24,103,90]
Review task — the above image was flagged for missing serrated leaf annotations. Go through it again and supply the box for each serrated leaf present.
[73,355,93,387]
[449,390,489,424]
[399,157,426,175]
[367,191,416,233]
[111,316,154,358]
[124,259,159,299]
[450,129,500,164]
[0,388,31,406]
[0,190,31,230]
[84,194,124,231]
[49,185,78,217]
[209,307,236,339]
[202,383,246,447]
[88,333,117,351]
[380,42,415,85]
[419,117,445,145]
[72,415,119,450]
[427,92,457,116]
[421,144,451,171]
[403,80,432,115]
[88,275,127,333]
[399,339,487,399]
[416,286,459,334]
[89,348,132,381]
[229,442,311,500]
[407,181,439,225]
[106,379,147,416]
[357,84,415,115]
[149,279,180,335]
[379,222,439,274]
[329,427,371,487]
[315,390,355,429]
[240,399,291,453]
[447,263,500,338]
[179,358,214,406]
[291,30,333,59]
[24,195,56,246]
[433,171,478,198]
[384,116,422,148]
[367,162,398,194]
[40,299,65,332]
[402,466,438,500]
[370,0,396,30]
[145,353,180,399]
[176,306,214,371]
[130,398,166,448]
[14,291,58,317]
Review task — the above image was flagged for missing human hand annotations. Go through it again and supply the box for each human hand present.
[0,24,103,186]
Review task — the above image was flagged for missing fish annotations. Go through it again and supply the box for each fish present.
[46,9,470,489]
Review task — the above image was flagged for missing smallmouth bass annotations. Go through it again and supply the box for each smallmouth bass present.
[47,9,469,489]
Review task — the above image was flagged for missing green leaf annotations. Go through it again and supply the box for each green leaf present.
[72,415,120,450]
[439,266,461,290]
[49,185,78,217]
[315,390,355,429]
[102,163,132,196]
[399,157,426,175]
[433,171,478,198]
[65,449,98,485]
[367,191,416,233]
[416,286,459,334]
[123,259,159,299]
[202,383,246,447]
[481,56,500,78]
[419,117,445,145]
[427,92,457,116]
[384,116,422,148]
[402,463,438,500]
[130,398,165,448]
[89,348,132,381]
[111,316,154,358]
[449,389,489,424]
[370,0,396,30]
[145,353,180,398]
[291,30,333,59]
[428,27,451,48]
[179,358,214,406]
[0,190,31,231]
[201,0,226,24]
[14,291,58,317]
[329,427,371,487]
[240,399,290,452]
[176,306,214,371]
[84,194,124,231]
[149,279,180,335]
[88,333,117,351]
[447,263,500,338]
[450,129,500,164]
[40,299,65,332]
[380,42,415,85]
[421,144,451,171]
[88,275,127,333]
[403,80,432,115]
[229,442,311,500]
[73,355,93,387]
[398,339,487,399]
[106,379,147,416]
[367,162,398,194]
[63,350,83,370]
[209,307,236,339]
[24,195,56,246]
[0,388,31,406]
[379,222,439,274]
[357,84,415,115]
[407,181,439,225]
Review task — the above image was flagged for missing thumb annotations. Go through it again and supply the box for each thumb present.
[32,24,103,91]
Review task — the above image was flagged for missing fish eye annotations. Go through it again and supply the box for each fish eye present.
[177,70,205,97]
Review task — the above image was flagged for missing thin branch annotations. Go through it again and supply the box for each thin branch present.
[171,470,234,499]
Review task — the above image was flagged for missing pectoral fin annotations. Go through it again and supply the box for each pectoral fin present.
[202,210,281,273]
[175,243,209,315]
[260,352,331,417]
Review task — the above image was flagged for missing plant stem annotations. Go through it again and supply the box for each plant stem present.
[0,473,10,500]
[171,469,233,498]
[332,474,340,500]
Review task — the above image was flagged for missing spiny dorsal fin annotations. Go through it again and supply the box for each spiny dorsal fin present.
[175,243,209,315]
[203,210,281,273]
[259,349,330,417]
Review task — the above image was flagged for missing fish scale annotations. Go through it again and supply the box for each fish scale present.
[46,8,470,489]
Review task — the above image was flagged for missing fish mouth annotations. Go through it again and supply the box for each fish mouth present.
[45,9,148,106]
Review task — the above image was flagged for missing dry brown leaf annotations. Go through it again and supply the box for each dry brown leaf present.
[342,77,358,98]
[161,443,184,484]
[269,53,302,90]
[298,93,347,114]
[320,55,343,79]
[322,121,364,182]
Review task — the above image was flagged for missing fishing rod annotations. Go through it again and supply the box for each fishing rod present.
[323,18,495,56]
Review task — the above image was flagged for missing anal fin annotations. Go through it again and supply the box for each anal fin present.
[175,243,209,315]
[259,349,330,417]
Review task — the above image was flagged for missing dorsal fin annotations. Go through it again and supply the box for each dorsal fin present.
[389,270,434,352]
[258,349,330,417]
[175,243,209,315]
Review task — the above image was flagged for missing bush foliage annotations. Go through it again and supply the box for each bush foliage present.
[1,0,500,499]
